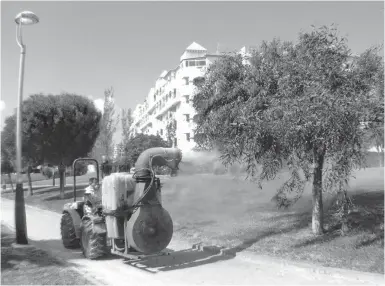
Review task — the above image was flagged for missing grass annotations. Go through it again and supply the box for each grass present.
[1,173,47,185]
[2,167,383,274]
[1,172,97,193]
[162,167,384,274]
[1,224,93,285]
[1,184,89,213]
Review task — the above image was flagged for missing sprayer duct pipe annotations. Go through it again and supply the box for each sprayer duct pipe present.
[134,147,182,178]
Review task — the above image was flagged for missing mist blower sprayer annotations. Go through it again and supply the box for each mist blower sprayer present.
[60,147,182,260]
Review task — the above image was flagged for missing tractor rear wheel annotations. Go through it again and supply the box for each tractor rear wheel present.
[60,212,80,249]
[80,219,107,260]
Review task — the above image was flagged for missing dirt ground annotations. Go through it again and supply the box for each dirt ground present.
[1,224,94,285]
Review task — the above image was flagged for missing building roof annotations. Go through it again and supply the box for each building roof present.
[159,70,168,78]
[186,42,207,51]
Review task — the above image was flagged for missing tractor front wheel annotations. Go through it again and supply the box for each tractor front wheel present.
[60,212,80,249]
[80,219,107,260]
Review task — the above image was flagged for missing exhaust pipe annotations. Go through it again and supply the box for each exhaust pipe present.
[134,147,182,178]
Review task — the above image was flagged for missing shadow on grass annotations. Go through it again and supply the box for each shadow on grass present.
[228,211,312,254]
[293,190,384,249]
[217,190,384,256]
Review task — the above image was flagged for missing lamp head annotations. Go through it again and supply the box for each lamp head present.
[15,11,39,25]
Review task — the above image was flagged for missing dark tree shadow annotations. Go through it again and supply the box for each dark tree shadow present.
[293,190,384,249]
[1,225,85,271]
[228,211,312,254]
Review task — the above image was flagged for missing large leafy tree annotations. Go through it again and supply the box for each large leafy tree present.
[124,133,171,166]
[193,25,384,235]
[2,93,102,198]
[1,112,42,195]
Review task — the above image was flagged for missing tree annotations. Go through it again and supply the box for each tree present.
[1,156,15,192]
[124,134,171,166]
[361,54,384,166]
[92,87,119,162]
[193,25,384,235]
[2,93,102,199]
[166,119,177,147]
[121,108,133,146]
[1,113,40,196]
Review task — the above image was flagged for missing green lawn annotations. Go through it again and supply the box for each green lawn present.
[1,172,98,192]
[162,167,384,274]
[1,173,47,185]
[2,167,383,274]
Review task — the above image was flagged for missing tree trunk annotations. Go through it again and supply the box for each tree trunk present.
[312,149,325,235]
[59,164,65,199]
[8,173,14,192]
[377,148,383,167]
[53,170,55,186]
[27,166,33,196]
[64,167,67,186]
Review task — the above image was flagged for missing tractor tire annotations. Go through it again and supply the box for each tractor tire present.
[80,219,107,260]
[60,212,80,249]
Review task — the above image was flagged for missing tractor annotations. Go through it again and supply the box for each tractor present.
[60,147,182,260]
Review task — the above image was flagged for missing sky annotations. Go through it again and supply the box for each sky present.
[1,1,384,143]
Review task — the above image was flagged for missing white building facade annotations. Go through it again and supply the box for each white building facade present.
[130,42,222,152]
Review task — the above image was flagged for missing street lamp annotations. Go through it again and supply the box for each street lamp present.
[14,11,39,245]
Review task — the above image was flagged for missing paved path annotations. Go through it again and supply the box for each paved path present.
[1,198,384,285]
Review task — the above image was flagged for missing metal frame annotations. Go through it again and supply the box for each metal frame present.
[109,234,170,260]
[72,158,100,202]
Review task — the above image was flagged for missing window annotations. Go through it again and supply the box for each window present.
[173,88,177,97]
[184,114,190,122]
[185,133,190,142]
[160,129,163,135]
[183,77,189,85]
[185,95,190,104]
[174,138,178,147]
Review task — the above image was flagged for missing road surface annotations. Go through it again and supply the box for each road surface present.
[1,198,383,285]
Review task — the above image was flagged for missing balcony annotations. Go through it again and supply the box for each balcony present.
[155,96,181,119]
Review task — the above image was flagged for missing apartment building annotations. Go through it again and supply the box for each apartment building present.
[130,42,223,152]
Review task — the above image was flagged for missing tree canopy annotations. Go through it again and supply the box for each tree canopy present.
[1,93,102,197]
[121,107,133,146]
[193,25,384,234]
[92,87,119,161]
[124,133,171,166]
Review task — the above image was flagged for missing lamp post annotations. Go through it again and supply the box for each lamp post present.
[14,11,39,244]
